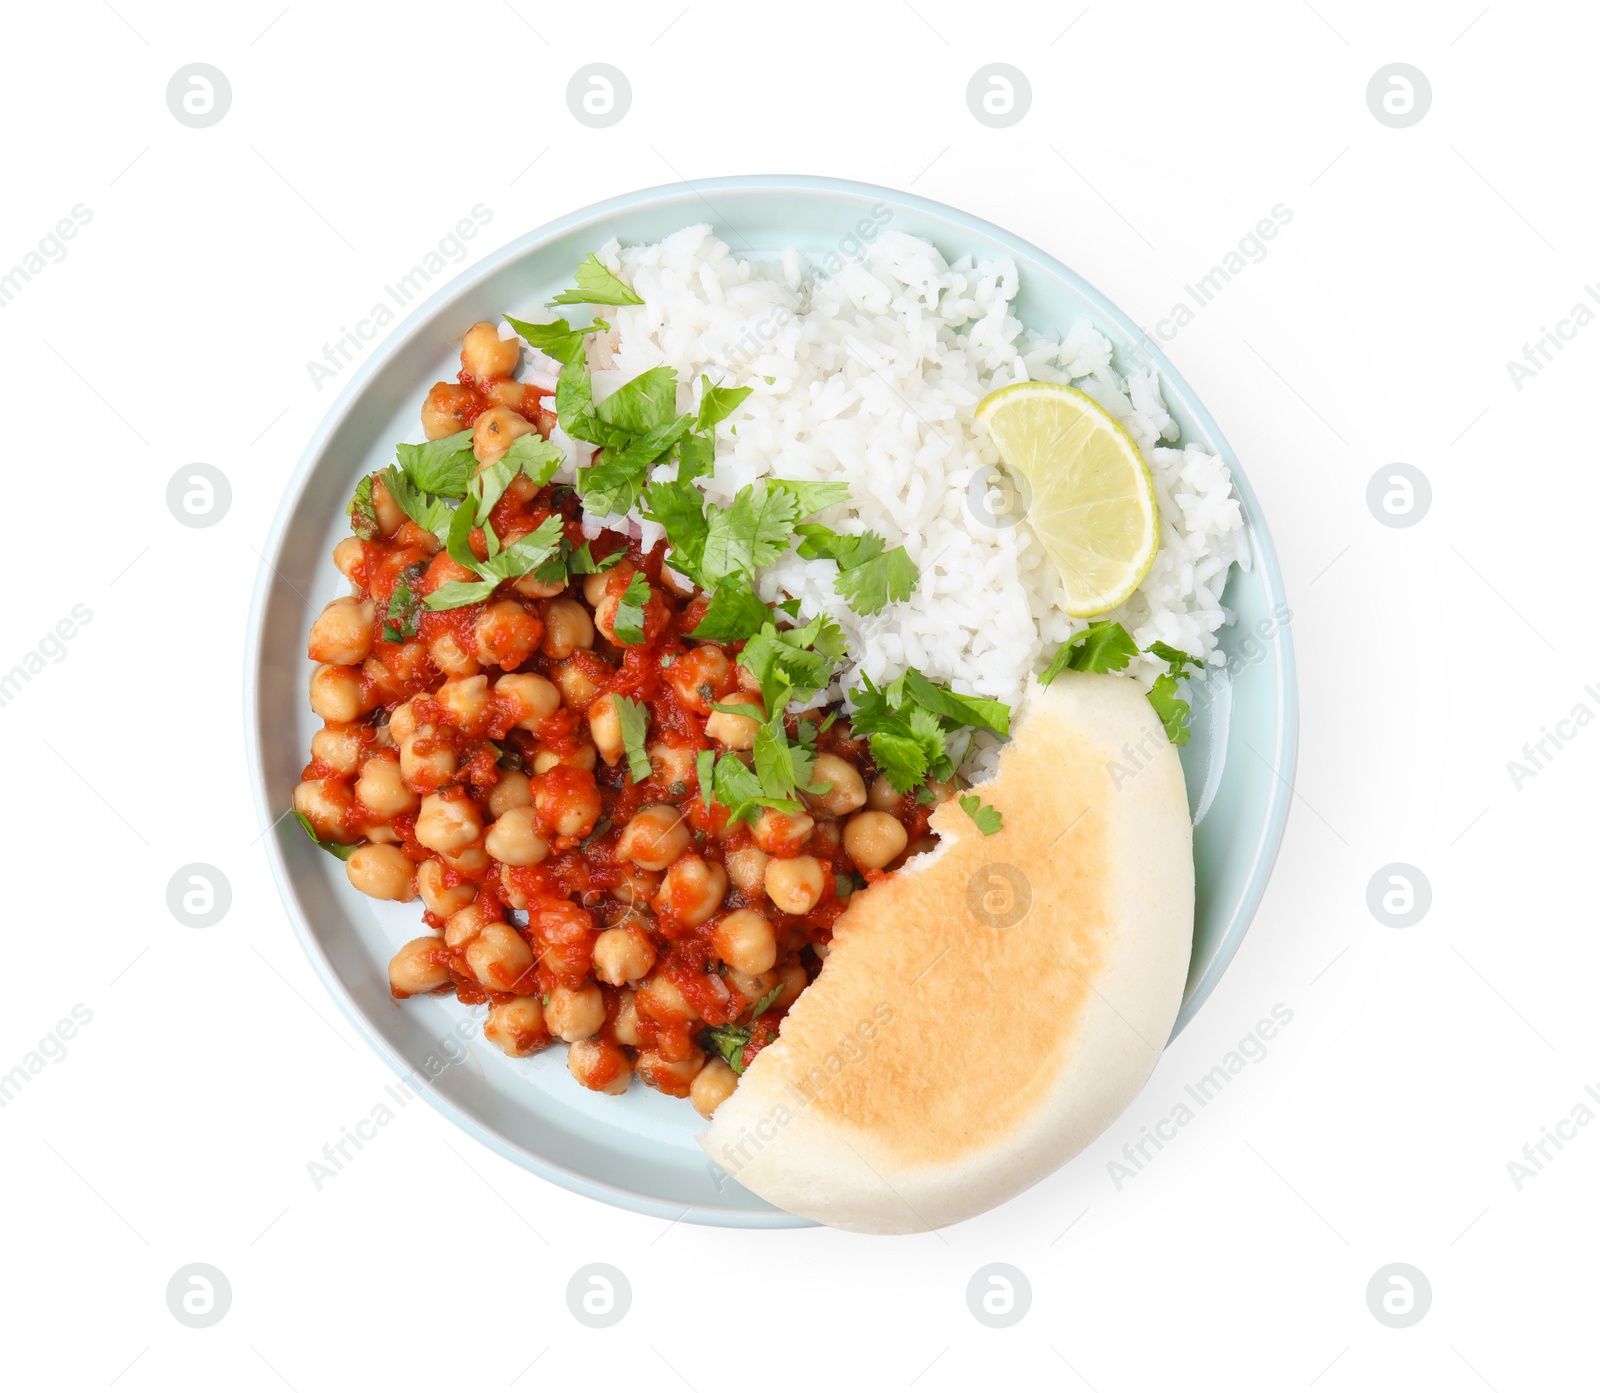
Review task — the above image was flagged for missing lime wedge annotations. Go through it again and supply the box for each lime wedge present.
[975,381,1159,618]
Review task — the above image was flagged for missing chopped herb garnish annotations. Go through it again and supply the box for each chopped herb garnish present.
[696,749,716,812]
[579,816,613,851]
[395,429,475,498]
[958,794,1003,835]
[611,572,651,644]
[695,376,754,433]
[424,515,566,611]
[1039,620,1139,684]
[848,669,1011,793]
[292,811,359,861]
[613,695,653,783]
[700,484,800,582]
[688,577,772,643]
[346,475,379,540]
[380,465,451,540]
[381,561,426,642]
[1147,674,1191,745]
[550,253,644,307]
[504,313,606,368]
[794,523,918,616]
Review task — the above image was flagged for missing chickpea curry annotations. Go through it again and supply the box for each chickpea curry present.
[292,254,1012,1119]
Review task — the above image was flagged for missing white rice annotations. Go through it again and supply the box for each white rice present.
[517,224,1248,776]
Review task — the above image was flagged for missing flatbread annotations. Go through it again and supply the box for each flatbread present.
[698,670,1194,1232]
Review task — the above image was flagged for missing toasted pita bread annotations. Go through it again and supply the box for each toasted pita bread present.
[698,670,1193,1233]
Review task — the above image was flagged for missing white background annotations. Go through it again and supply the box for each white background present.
[1,0,1591,1387]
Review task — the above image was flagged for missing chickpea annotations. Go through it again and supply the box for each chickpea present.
[487,770,532,818]
[542,598,595,660]
[705,695,764,752]
[421,381,476,439]
[567,1038,633,1095]
[774,962,808,1009]
[466,923,535,992]
[534,766,602,839]
[355,751,418,819]
[484,997,547,1057]
[581,571,610,607]
[444,899,495,948]
[428,631,480,678]
[546,982,607,1041]
[471,405,533,466]
[400,728,458,792]
[637,1048,705,1099]
[498,862,529,911]
[461,320,519,381]
[346,843,416,901]
[654,854,729,928]
[437,674,490,732]
[594,579,657,644]
[484,806,549,866]
[611,864,662,907]
[764,855,827,915]
[811,820,842,857]
[309,663,369,723]
[649,739,697,788]
[593,924,657,986]
[310,724,364,777]
[753,808,814,857]
[293,778,357,842]
[414,792,483,854]
[724,846,770,895]
[866,775,902,812]
[726,968,776,1003]
[439,844,489,877]
[488,378,529,410]
[332,535,365,582]
[308,597,375,666]
[806,754,867,816]
[388,936,449,997]
[473,599,542,670]
[613,991,643,1047]
[495,672,561,728]
[665,644,730,714]
[690,1058,739,1118]
[637,972,699,1024]
[588,694,626,767]
[843,811,908,870]
[616,804,691,871]
[371,476,405,537]
[417,859,475,918]
[552,659,603,710]
[531,744,598,775]
[387,699,421,744]
[713,909,777,976]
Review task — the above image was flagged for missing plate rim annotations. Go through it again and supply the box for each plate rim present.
[244,173,1298,1227]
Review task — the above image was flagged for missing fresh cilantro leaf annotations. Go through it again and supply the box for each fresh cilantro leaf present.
[503,432,566,487]
[578,415,694,518]
[562,542,623,576]
[292,810,359,861]
[444,491,478,571]
[381,561,425,642]
[579,816,613,852]
[396,430,475,498]
[596,366,677,434]
[701,485,800,583]
[1148,641,1203,679]
[476,516,566,582]
[711,753,796,824]
[554,358,602,443]
[754,712,820,803]
[471,456,518,525]
[380,466,452,540]
[689,578,772,642]
[676,430,715,482]
[612,572,650,644]
[793,523,885,567]
[644,480,711,583]
[423,578,497,610]
[613,695,653,783]
[833,544,918,617]
[747,982,784,1018]
[504,313,605,368]
[958,794,1003,836]
[695,376,753,432]
[776,597,801,617]
[347,475,379,540]
[705,1023,750,1073]
[1040,620,1139,684]
[765,479,851,518]
[898,669,1010,738]
[1148,673,1191,745]
[738,616,843,712]
[550,253,644,307]
[696,749,716,812]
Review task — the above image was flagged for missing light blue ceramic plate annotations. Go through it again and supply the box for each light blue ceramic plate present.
[246,176,1297,1228]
